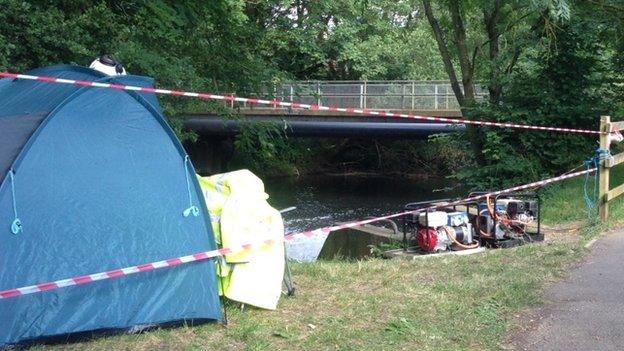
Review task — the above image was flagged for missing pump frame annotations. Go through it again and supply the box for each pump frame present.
[402,192,542,251]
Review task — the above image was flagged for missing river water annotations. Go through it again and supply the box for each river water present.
[264,175,463,260]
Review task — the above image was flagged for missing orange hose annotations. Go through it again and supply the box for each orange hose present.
[485,195,496,219]
[475,209,493,237]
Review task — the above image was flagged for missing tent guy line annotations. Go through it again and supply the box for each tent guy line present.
[0,167,595,300]
[0,71,607,136]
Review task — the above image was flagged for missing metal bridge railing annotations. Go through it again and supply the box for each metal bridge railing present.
[227,81,488,111]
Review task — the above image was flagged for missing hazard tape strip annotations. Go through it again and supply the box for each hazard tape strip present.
[0,72,605,135]
[0,168,595,300]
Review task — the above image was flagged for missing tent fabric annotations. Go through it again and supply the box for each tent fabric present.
[0,65,163,185]
[0,66,104,184]
[0,65,222,346]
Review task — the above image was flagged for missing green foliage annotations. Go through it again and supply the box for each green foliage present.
[451,8,620,189]
[0,1,121,71]
[531,0,571,21]
[0,0,285,141]
[231,121,307,176]
[1,0,622,180]
[254,0,447,80]
[367,240,402,258]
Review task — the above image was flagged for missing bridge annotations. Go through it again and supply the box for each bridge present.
[184,80,487,138]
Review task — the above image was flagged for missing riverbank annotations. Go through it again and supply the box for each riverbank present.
[252,166,437,182]
[33,169,624,350]
[225,136,470,180]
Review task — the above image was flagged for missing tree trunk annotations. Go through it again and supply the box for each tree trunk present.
[422,0,464,104]
[448,0,476,103]
[447,0,485,165]
[422,0,491,165]
[484,0,503,105]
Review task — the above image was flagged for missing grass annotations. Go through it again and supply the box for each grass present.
[33,245,583,351]
[539,164,624,232]
[31,165,624,351]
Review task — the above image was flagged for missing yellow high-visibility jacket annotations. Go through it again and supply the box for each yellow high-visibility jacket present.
[197,170,285,310]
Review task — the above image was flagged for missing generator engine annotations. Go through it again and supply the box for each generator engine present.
[507,199,537,223]
[476,197,537,240]
[415,211,477,252]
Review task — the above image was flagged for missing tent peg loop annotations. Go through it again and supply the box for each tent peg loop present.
[11,219,22,235]
[183,206,200,217]
[183,155,199,217]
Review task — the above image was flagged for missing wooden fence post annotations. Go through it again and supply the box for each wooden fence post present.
[599,115,611,221]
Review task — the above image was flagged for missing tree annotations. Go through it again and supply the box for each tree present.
[245,0,447,80]
[439,0,622,187]
[421,0,571,165]
[0,0,286,139]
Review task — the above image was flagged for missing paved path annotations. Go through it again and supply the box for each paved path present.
[515,230,624,350]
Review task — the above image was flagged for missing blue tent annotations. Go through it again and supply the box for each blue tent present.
[0,65,222,345]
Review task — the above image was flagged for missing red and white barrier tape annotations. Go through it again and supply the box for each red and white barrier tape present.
[0,72,605,135]
[0,168,595,300]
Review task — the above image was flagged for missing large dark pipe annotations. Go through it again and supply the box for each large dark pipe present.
[184,117,465,138]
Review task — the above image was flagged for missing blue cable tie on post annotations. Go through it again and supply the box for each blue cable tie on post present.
[183,155,199,218]
[8,169,22,234]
